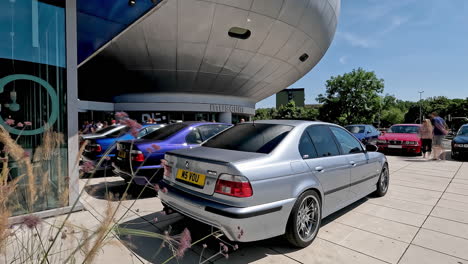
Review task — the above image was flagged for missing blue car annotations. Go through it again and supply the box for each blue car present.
[345,124,380,144]
[113,122,232,186]
[83,124,165,161]
[452,124,468,160]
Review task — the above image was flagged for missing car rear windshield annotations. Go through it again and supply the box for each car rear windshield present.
[141,123,189,140]
[346,125,365,134]
[388,125,420,134]
[203,123,293,154]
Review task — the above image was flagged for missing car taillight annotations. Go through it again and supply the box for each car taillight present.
[94,144,102,152]
[131,150,145,162]
[215,174,253,198]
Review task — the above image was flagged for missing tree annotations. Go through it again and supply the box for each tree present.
[380,107,405,127]
[254,108,275,120]
[317,68,384,125]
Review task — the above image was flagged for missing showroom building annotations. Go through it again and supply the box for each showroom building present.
[0,0,339,216]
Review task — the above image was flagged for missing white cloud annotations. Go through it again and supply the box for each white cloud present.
[339,56,348,64]
[338,32,371,48]
[378,16,410,36]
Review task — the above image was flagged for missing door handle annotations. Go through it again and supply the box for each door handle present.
[349,161,357,167]
[315,166,324,172]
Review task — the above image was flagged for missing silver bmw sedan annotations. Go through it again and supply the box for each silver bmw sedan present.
[159,120,389,247]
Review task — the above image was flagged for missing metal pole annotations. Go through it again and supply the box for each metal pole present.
[418,91,424,124]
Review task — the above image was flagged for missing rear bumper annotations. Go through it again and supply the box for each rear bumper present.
[158,182,295,242]
[112,164,162,186]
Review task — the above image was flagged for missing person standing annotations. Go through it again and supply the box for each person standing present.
[420,119,433,159]
[431,112,448,160]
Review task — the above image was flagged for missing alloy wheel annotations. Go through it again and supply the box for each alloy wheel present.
[296,195,320,242]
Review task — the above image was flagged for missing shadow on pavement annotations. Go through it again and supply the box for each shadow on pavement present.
[117,197,370,263]
[84,180,157,200]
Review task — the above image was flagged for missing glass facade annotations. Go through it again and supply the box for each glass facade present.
[0,0,68,215]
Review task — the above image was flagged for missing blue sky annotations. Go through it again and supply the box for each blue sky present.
[257,0,468,108]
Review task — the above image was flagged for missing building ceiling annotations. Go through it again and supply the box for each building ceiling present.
[78,0,340,103]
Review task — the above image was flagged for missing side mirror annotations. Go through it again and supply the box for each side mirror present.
[365,144,378,152]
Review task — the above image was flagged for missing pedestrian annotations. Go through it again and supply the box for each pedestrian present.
[430,112,448,160]
[96,120,103,130]
[420,118,433,159]
[240,118,245,123]
[103,121,109,128]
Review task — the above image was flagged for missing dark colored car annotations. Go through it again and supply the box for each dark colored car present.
[377,124,422,155]
[345,124,380,144]
[83,124,165,161]
[112,122,232,186]
[452,124,468,160]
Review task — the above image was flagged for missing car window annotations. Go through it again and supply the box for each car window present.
[185,128,203,144]
[141,123,188,140]
[136,128,147,138]
[458,126,468,136]
[329,126,364,154]
[299,132,318,159]
[345,125,365,134]
[388,125,420,134]
[145,125,163,135]
[203,123,293,154]
[306,126,340,157]
[106,126,130,138]
[197,124,232,141]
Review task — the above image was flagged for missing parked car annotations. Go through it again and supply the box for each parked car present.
[83,124,165,161]
[112,122,232,186]
[345,124,380,144]
[451,124,468,160]
[377,124,422,155]
[159,120,389,247]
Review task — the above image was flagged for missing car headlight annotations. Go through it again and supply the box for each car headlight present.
[404,141,418,145]
[377,139,387,144]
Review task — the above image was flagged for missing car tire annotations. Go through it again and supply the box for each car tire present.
[374,163,389,197]
[285,190,321,248]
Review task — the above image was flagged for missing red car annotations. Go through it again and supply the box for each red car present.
[377,124,422,155]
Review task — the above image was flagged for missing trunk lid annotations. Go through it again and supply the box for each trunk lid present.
[164,147,265,196]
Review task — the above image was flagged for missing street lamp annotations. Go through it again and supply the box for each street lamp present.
[418,90,424,124]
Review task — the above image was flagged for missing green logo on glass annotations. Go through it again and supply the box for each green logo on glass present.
[0,74,59,136]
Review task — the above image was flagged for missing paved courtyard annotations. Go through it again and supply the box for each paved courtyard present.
[77,154,468,264]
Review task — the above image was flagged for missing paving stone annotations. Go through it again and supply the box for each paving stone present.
[423,216,468,240]
[366,196,433,215]
[399,245,467,264]
[318,222,408,263]
[413,229,468,260]
[274,238,386,264]
[442,192,468,204]
[431,205,468,224]
[353,203,426,227]
[332,211,418,243]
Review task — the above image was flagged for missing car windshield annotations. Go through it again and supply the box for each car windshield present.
[203,123,293,154]
[141,123,189,140]
[388,125,420,134]
[106,126,130,138]
[458,126,468,136]
[346,125,366,134]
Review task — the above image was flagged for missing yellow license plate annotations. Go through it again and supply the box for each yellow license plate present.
[176,169,206,187]
[118,150,127,158]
